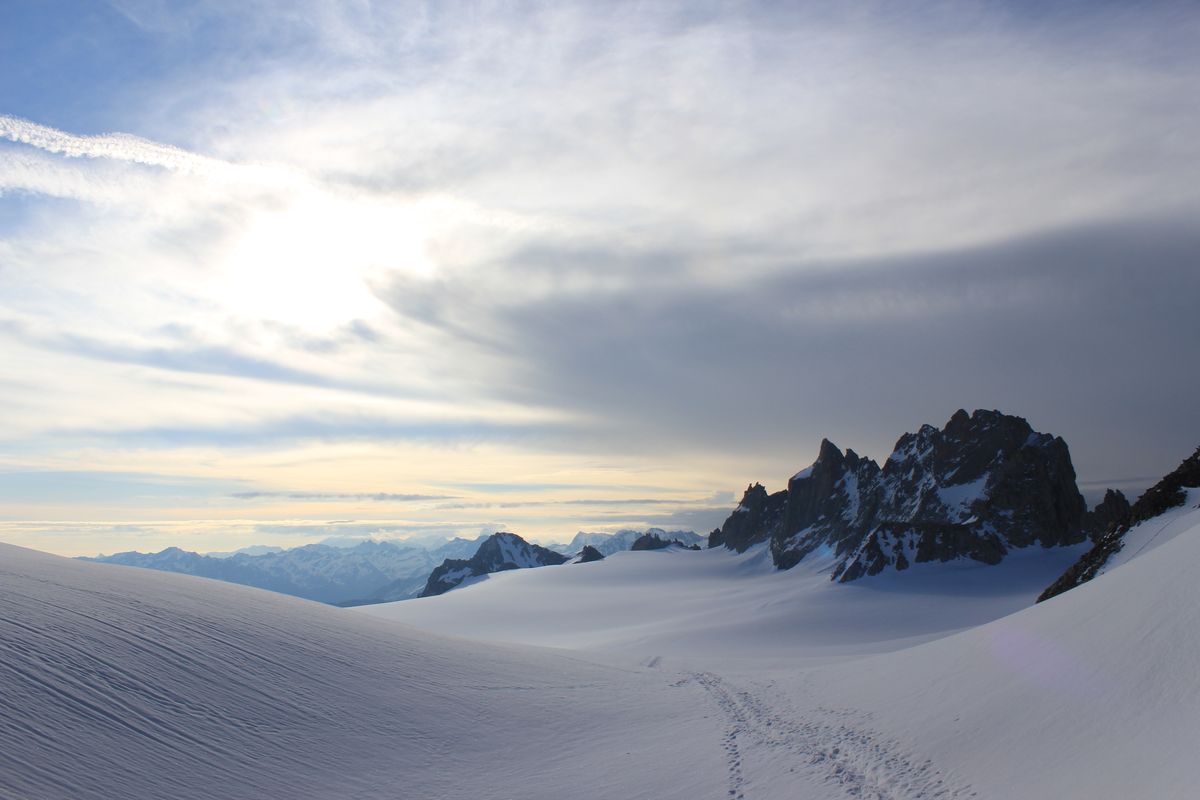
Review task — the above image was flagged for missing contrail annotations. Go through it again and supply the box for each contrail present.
[0,114,232,176]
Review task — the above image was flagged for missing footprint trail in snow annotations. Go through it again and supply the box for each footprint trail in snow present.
[688,672,975,800]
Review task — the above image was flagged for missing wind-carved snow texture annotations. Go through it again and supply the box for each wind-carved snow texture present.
[689,672,974,800]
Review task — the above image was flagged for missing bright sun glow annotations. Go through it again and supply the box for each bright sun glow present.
[219,190,436,329]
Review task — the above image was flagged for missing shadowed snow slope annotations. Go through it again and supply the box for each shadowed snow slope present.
[359,542,1088,663]
[0,543,722,800]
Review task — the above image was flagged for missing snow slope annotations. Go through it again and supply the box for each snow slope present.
[746,499,1200,799]
[359,541,1088,663]
[358,506,1200,799]
[6,501,1199,798]
[0,543,724,800]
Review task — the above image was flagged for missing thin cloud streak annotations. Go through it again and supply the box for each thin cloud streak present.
[230,491,454,502]
[0,113,233,176]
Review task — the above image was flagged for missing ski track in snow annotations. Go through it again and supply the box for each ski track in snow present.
[688,672,974,800]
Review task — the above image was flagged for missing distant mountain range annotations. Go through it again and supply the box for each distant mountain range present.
[82,528,699,606]
[82,538,480,605]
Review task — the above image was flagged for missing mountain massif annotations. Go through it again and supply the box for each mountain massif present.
[710,409,1100,581]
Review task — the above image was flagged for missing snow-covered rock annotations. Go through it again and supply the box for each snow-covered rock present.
[576,544,605,563]
[419,532,568,597]
[710,409,1094,580]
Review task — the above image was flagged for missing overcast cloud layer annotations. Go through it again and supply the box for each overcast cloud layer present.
[1,1,1198,554]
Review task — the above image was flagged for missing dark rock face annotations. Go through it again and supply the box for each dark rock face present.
[1083,489,1132,541]
[577,545,605,563]
[707,483,788,552]
[1039,447,1200,602]
[630,533,672,551]
[711,409,1090,581]
[419,532,568,598]
[631,532,699,551]
[566,528,703,556]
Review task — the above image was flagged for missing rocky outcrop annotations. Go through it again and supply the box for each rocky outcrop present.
[1082,489,1132,541]
[630,533,672,551]
[577,545,605,563]
[707,483,787,552]
[562,529,704,556]
[1039,447,1200,602]
[419,532,568,598]
[712,409,1092,581]
[630,532,701,551]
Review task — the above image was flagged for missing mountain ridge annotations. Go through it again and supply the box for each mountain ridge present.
[82,537,483,605]
[419,532,569,597]
[1039,445,1200,601]
[710,409,1095,581]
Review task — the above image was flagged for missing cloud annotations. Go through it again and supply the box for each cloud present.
[0,469,247,504]
[377,217,1200,484]
[1,320,364,389]
[57,413,586,449]
[230,491,454,502]
[587,506,735,535]
[4,0,1200,555]
[0,114,231,175]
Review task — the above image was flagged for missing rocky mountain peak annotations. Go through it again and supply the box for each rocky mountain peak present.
[577,545,605,563]
[815,438,844,468]
[419,532,568,598]
[710,410,1091,580]
[709,482,788,553]
[1084,489,1132,541]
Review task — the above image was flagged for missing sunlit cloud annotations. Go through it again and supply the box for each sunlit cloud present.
[2,0,1198,554]
[0,113,232,175]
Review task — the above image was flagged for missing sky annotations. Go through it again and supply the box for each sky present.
[1,0,1198,556]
